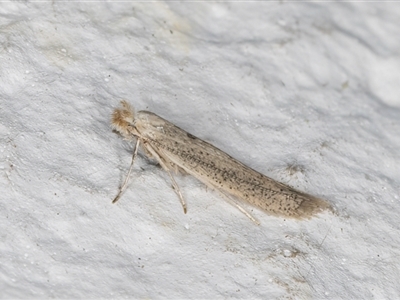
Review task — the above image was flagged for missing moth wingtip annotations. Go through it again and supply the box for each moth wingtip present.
[296,195,333,219]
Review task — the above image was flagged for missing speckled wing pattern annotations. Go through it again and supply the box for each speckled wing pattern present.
[134,110,331,219]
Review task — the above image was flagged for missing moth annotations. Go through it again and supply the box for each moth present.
[111,101,331,224]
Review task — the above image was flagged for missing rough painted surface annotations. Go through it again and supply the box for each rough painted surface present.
[1,2,400,299]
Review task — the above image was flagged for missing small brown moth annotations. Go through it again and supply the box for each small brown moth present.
[112,101,331,224]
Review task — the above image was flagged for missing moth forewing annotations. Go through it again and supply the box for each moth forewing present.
[112,101,331,223]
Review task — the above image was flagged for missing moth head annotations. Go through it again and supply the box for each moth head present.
[112,100,136,139]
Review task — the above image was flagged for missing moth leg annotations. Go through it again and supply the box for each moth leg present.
[166,169,187,214]
[143,144,187,214]
[218,192,260,225]
[112,139,140,204]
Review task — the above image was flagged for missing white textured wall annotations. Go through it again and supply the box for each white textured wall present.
[1,2,400,299]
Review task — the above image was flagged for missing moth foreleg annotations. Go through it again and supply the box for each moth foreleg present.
[112,139,140,204]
